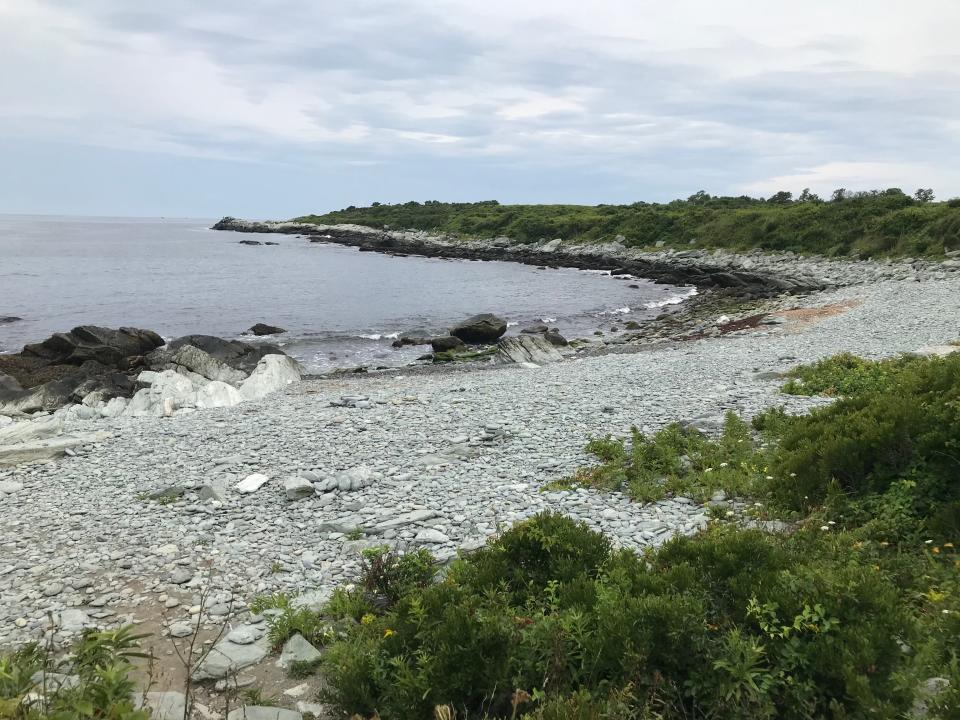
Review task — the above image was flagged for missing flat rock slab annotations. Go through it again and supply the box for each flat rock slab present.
[0,431,112,466]
[191,637,270,680]
[373,509,438,531]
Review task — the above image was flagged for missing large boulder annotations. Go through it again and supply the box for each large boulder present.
[169,345,247,385]
[450,314,508,343]
[160,335,282,375]
[21,326,163,366]
[238,355,302,401]
[430,336,465,353]
[497,335,564,365]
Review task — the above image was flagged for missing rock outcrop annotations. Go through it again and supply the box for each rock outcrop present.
[1,327,298,420]
[497,335,564,365]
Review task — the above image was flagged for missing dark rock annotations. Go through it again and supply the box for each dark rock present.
[520,323,549,335]
[264,242,279,246]
[391,329,436,348]
[543,330,568,347]
[450,314,507,343]
[69,373,135,403]
[0,316,22,324]
[247,323,287,336]
[22,326,164,367]
[238,240,263,246]
[430,336,465,353]
[160,335,284,374]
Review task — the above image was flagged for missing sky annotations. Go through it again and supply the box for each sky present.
[1,0,959,217]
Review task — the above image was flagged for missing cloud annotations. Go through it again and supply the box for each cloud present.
[1,0,959,214]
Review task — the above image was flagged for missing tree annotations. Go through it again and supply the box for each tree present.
[913,188,935,203]
[687,190,711,204]
[831,188,847,202]
[798,188,821,203]
[768,190,793,204]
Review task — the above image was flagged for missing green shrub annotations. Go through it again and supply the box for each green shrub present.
[0,626,150,719]
[296,193,960,258]
[770,353,960,516]
[574,413,767,503]
[780,352,924,396]
[319,514,921,720]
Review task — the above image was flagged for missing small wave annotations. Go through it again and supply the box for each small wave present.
[601,307,632,315]
[642,287,698,309]
[506,321,519,327]
[358,331,401,341]
[540,317,557,323]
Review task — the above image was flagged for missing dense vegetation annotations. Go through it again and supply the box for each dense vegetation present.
[305,352,960,718]
[4,353,958,718]
[298,189,960,258]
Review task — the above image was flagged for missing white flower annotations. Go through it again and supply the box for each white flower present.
[705,468,713,473]
[726,511,735,517]
[828,521,836,525]
[925,540,934,545]
[789,472,797,478]
[820,525,830,531]
[765,476,774,480]
[719,462,728,467]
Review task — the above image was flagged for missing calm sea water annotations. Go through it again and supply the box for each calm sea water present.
[0,215,695,372]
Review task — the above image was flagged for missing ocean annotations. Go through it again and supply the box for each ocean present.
[0,215,695,372]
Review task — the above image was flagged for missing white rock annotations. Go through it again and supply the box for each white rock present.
[414,528,450,543]
[100,397,128,418]
[236,473,270,494]
[284,476,315,501]
[0,480,24,494]
[239,355,302,401]
[125,370,196,417]
[195,381,244,409]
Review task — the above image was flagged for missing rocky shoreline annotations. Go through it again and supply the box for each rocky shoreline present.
[2,232,960,716]
[212,217,959,299]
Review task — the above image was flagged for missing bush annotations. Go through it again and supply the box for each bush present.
[318,513,923,719]
[780,352,920,396]
[0,626,150,719]
[574,413,766,503]
[770,353,960,517]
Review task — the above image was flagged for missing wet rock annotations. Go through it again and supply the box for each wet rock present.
[450,313,507,343]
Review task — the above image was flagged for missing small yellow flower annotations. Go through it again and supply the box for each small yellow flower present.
[944,543,955,549]
[383,628,395,638]
[932,547,941,554]
[361,613,376,625]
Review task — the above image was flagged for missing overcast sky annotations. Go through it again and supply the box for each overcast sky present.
[2,0,959,217]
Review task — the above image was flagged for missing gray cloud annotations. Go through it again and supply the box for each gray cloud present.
[1,0,958,214]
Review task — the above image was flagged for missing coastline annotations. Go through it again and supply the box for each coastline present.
[2,228,959,710]
[211,217,953,299]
